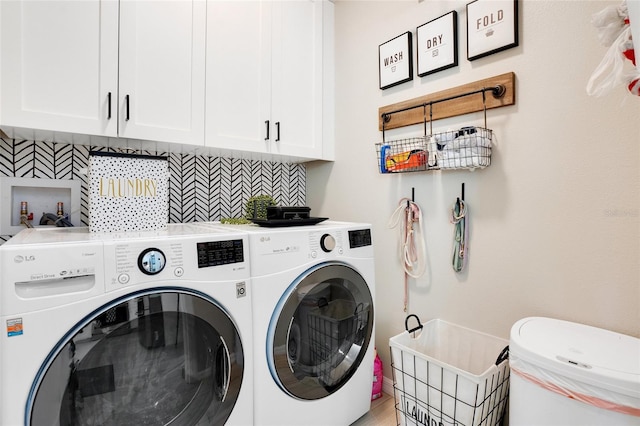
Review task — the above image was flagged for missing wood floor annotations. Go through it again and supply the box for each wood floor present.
[350,393,396,426]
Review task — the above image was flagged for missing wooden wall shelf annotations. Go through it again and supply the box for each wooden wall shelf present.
[378,72,516,131]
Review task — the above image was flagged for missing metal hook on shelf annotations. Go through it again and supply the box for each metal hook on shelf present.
[422,105,427,137]
[482,89,488,129]
[382,113,389,143]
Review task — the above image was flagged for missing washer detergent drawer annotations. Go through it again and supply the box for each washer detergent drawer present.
[0,242,105,316]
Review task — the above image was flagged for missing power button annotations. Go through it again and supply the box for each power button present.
[118,274,130,284]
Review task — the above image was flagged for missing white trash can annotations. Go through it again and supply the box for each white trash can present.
[509,317,640,425]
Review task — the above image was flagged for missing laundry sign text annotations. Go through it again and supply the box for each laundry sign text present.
[475,9,504,31]
[98,177,159,198]
[400,395,458,426]
[424,34,444,50]
[383,50,405,69]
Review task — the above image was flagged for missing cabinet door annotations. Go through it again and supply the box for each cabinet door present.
[205,0,272,153]
[0,0,118,136]
[119,0,206,145]
[270,0,324,159]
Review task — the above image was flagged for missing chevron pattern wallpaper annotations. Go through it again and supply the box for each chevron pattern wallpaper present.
[0,138,306,243]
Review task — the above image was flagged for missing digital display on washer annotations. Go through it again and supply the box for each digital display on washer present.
[348,229,372,248]
[197,239,244,268]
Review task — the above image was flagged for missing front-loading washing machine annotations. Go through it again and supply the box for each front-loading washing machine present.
[0,223,253,426]
[215,220,375,425]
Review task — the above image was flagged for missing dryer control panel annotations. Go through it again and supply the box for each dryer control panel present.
[348,229,372,248]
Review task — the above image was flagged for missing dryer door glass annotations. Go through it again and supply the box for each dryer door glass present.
[28,290,244,426]
[270,262,374,400]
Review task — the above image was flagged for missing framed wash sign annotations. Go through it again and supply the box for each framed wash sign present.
[417,11,458,77]
[466,0,518,61]
[379,32,413,89]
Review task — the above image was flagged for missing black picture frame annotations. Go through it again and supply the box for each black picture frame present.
[417,11,458,77]
[466,0,518,61]
[379,32,413,90]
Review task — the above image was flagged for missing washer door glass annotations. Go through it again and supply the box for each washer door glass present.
[28,289,243,426]
[270,262,373,400]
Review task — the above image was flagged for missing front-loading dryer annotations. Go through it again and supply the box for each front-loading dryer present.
[215,221,376,425]
[0,223,252,426]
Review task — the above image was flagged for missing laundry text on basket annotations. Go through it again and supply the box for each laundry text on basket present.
[402,395,454,426]
[98,177,158,198]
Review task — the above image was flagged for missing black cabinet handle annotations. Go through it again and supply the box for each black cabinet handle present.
[107,92,112,120]
[264,120,270,141]
[125,95,130,121]
[275,121,280,142]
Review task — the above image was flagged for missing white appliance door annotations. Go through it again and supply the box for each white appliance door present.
[27,289,244,426]
[268,262,374,400]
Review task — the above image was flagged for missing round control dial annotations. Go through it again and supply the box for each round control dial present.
[320,234,336,252]
[138,248,166,275]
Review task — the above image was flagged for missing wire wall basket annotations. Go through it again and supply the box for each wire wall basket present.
[376,127,492,173]
[376,85,503,174]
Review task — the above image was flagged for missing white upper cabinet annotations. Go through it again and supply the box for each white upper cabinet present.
[206,0,334,161]
[206,0,271,155]
[118,0,205,144]
[0,1,119,137]
[270,0,324,159]
[0,0,206,145]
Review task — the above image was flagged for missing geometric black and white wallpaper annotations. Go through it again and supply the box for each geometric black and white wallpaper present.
[0,138,306,243]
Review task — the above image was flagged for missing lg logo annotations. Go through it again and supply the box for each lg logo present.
[14,255,35,263]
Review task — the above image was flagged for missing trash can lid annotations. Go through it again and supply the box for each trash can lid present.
[510,317,640,398]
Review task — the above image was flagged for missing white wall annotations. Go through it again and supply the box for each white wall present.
[307,0,640,378]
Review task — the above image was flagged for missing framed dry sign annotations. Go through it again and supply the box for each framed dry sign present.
[379,32,413,90]
[417,11,458,77]
[466,0,518,61]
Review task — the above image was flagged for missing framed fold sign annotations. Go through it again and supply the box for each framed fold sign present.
[466,0,518,61]
[379,32,413,90]
[417,11,458,77]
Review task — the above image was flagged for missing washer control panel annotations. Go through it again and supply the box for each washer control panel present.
[104,236,248,291]
[196,239,244,268]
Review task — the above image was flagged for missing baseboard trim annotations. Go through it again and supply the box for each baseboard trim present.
[382,374,394,397]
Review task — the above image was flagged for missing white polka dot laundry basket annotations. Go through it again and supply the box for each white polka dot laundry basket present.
[88,151,169,232]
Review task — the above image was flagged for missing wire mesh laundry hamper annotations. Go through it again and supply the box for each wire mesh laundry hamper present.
[376,86,502,174]
[390,315,510,426]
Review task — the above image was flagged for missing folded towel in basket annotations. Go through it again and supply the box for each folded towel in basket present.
[436,131,492,169]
